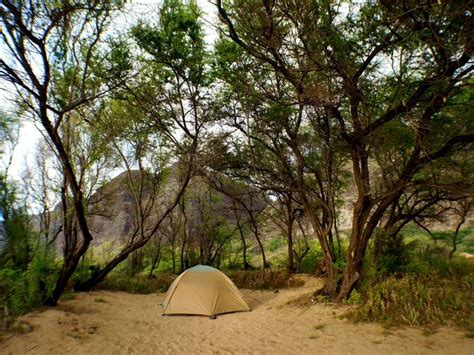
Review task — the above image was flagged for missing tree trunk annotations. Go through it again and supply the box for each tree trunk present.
[40,109,94,306]
[171,244,176,274]
[148,247,161,278]
[75,162,193,290]
[336,189,399,301]
[180,237,186,273]
[302,199,337,298]
[254,228,269,269]
[449,207,467,259]
[237,223,250,270]
[248,213,268,269]
[74,238,149,291]
[335,196,370,301]
[287,217,295,273]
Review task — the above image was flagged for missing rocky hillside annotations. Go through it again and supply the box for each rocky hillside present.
[30,169,473,252]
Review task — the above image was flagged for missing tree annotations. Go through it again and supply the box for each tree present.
[264,192,300,272]
[0,0,125,304]
[73,0,211,290]
[216,0,474,300]
[206,174,269,268]
[212,33,348,293]
[448,198,471,259]
[0,110,19,235]
[0,110,30,267]
[180,180,236,267]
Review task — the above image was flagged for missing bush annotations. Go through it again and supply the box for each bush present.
[72,263,97,286]
[373,231,414,275]
[226,270,304,290]
[297,247,323,274]
[97,269,305,294]
[0,248,56,321]
[265,237,286,252]
[404,253,474,277]
[343,289,363,305]
[347,271,474,329]
[97,273,175,294]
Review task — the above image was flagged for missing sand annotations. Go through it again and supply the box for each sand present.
[1,276,472,354]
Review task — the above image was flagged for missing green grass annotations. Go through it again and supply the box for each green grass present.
[401,225,474,254]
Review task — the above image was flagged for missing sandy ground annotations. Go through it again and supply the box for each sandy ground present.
[1,276,473,355]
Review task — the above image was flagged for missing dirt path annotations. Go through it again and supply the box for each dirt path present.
[1,276,472,354]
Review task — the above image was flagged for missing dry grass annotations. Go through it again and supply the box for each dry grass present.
[347,273,474,330]
[283,292,315,307]
[97,270,305,294]
[227,270,305,290]
[97,273,175,294]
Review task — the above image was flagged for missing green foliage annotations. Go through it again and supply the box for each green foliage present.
[432,226,474,254]
[1,210,33,269]
[98,273,175,294]
[85,268,304,295]
[0,110,18,157]
[298,246,323,274]
[0,246,56,318]
[362,226,474,287]
[226,270,302,290]
[265,236,286,252]
[343,289,363,305]
[373,231,414,275]
[0,126,57,319]
[72,263,95,286]
[102,38,133,82]
[132,0,207,84]
[352,225,474,330]
[347,269,474,329]
[404,253,474,278]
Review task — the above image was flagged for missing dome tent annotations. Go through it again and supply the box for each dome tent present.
[162,265,250,317]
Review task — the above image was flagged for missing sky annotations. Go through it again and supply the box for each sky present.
[1,0,218,182]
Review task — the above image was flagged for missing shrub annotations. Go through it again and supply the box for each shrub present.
[344,289,363,305]
[373,231,414,275]
[266,237,286,252]
[72,263,99,287]
[0,247,56,322]
[404,254,474,277]
[298,248,323,274]
[97,269,304,294]
[226,270,304,290]
[347,272,474,329]
[97,273,175,294]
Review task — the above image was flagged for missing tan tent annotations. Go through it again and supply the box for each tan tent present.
[162,265,250,317]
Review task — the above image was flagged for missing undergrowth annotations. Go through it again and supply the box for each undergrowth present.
[227,270,304,290]
[347,271,474,329]
[347,256,474,330]
[97,270,303,294]
[0,250,56,321]
[97,273,175,294]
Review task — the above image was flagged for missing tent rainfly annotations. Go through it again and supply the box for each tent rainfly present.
[161,265,250,317]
